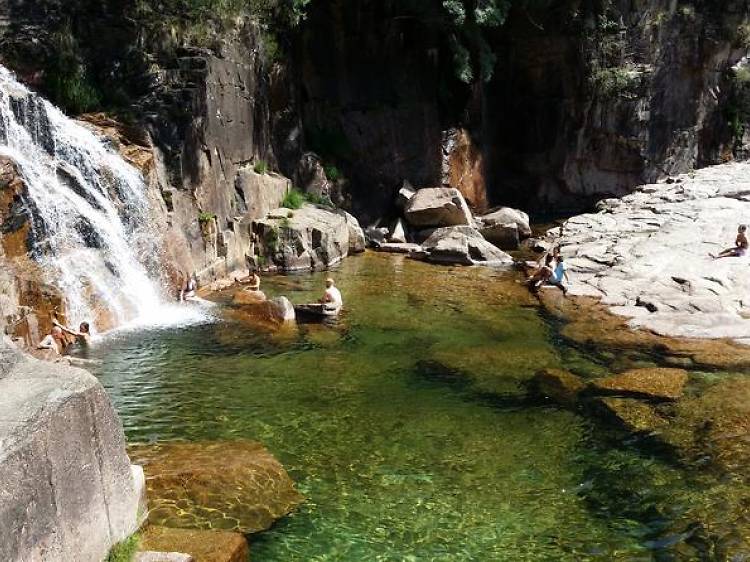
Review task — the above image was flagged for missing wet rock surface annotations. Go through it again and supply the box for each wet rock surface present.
[589,368,688,400]
[554,162,750,342]
[529,368,586,408]
[139,526,248,562]
[592,397,668,434]
[128,440,304,534]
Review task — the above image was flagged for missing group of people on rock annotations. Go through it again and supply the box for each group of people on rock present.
[36,318,91,356]
[523,247,570,296]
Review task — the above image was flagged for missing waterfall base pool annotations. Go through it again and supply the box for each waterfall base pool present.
[87,253,734,561]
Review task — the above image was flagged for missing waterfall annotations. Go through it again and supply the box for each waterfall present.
[0,66,200,332]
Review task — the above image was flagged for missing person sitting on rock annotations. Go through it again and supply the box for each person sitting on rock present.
[237,268,261,291]
[53,318,91,346]
[180,273,198,302]
[320,278,343,310]
[37,325,66,355]
[549,255,570,296]
[711,224,748,259]
[524,254,555,291]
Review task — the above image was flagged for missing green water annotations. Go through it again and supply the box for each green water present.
[89,253,708,561]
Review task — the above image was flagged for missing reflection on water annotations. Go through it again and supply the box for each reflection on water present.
[88,253,732,561]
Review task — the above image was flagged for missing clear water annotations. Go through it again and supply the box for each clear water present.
[88,253,724,561]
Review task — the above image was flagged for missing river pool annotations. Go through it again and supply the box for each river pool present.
[87,252,720,561]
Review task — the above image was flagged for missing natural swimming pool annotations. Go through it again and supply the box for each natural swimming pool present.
[88,252,740,561]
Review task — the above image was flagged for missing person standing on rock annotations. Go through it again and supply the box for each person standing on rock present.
[320,278,343,310]
[180,273,198,302]
[711,224,748,259]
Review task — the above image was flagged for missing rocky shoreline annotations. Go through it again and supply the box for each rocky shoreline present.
[550,161,750,343]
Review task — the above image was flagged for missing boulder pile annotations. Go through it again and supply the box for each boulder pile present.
[366,181,531,267]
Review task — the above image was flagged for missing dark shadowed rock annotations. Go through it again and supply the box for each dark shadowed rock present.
[530,368,586,408]
[404,188,473,227]
[590,368,688,400]
[128,440,303,534]
[421,226,513,266]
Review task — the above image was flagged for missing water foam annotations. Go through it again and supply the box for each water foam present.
[0,65,206,332]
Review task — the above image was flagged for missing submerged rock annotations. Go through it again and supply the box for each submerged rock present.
[592,397,668,433]
[253,205,364,271]
[128,440,304,534]
[139,526,247,562]
[421,226,513,266]
[404,187,473,227]
[589,368,688,400]
[530,368,586,408]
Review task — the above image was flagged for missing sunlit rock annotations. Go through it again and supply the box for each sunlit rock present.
[128,440,304,534]
[592,397,668,433]
[589,368,688,400]
[404,187,473,227]
[139,526,247,562]
[421,226,513,266]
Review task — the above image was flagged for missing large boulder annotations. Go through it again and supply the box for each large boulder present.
[252,205,365,271]
[0,339,145,562]
[589,368,688,400]
[128,440,304,534]
[421,226,513,266]
[476,207,532,239]
[404,188,473,227]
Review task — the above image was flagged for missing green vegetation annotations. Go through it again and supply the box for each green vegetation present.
[727,65,750,144]
[591,67,640,98]
[323,164,341,182]
[198,211,217,223]
[737,22,750,50]
[105,533,140,562]
[281,189,306,209]
[254,159,268,174]
[265,225,280,252]
[304,192,333,207]
[44,25,102,114]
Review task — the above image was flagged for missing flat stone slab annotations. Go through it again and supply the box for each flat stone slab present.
[375,242,423,254]
[139,527,247,562]
[553,161,750,341]
[590,368,688,400]
[128,440,303,534]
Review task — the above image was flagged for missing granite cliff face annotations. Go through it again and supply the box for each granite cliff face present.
[0,0,748,334]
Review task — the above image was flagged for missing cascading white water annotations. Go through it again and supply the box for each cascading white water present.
[0,66,206,331]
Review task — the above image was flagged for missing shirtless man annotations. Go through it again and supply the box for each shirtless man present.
[320,278,343,310]
[711,225,749,259]
[180,273,198,302]
[237,268,261,291]
[37,326,66,355]
[53,318,91,346]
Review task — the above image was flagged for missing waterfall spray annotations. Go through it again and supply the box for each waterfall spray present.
[0,66,207,332]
